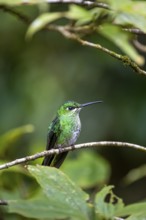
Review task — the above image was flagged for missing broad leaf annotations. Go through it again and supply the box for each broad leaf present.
[9,165,91,220]
[9,192,65,219]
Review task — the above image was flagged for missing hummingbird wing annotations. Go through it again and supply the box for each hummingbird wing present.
[42,117,60,166]
[42,117,68,168]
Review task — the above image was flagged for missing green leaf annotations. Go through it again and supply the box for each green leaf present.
[62,151,110,188]
[107,0,132,10]
[9,191,59,219]
[0,0,57,5]
[108,0,146,33]
[94,185,124,219]
[66,5,93,26]
[0,0,22,5]
[9,165,91,220]
[26,13,62,39]
[67,5,91,20]
[99,24,144,65]
[117,202,146,219]
[0,125,34,155]
[115,12,146,33]
[123,164,146,185]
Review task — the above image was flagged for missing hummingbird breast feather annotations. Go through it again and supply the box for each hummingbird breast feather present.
[57,115,81,147]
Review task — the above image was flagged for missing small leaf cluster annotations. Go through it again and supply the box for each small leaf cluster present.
[0,0,146,65]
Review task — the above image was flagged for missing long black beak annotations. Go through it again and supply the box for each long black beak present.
[80,100,102,108]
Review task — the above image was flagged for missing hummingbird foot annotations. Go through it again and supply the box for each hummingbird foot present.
[70,145,75,151]
[58,147,64,154]
[57,144,75,155]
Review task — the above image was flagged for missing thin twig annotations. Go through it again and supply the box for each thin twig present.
[0,141,146,170]
[1,5,146,75]
[48,0,110,9]
[45,0,110,9]
[0,1,110,9]
[123,28,146,35]
[0,5,30,24]
[77,38,146,75]
[1,2,146,37]
[48,25,146,76]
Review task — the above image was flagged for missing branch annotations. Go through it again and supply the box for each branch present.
[48,25,146,76]
[0,200,8,206]
[47,0,110,9]
[0,5,30,24]
[0,1,110,9]
[123,28,146,35]
[1,5,146,75]
[45,0,110,9]
[0,141,146,170]
[1,4,146,37]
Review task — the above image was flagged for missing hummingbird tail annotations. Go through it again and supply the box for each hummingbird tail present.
[42,155,54,166]
[42,152,68,168]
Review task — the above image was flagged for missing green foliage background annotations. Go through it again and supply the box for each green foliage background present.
[1,0,146,219]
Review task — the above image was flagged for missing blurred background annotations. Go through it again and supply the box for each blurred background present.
[0,5,146,219]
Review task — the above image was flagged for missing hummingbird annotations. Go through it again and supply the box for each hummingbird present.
[42,100,102,168]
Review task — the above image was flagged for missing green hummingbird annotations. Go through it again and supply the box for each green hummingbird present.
[42,100,102,168]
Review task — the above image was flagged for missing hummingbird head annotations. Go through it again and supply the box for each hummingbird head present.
[57,100,102,117]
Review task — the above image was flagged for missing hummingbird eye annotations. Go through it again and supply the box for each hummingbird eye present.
[67,106,75,111]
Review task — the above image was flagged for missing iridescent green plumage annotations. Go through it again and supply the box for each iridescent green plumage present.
[42,100,102,168]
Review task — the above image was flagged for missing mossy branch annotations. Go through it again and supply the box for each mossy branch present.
[47,25,146,76]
